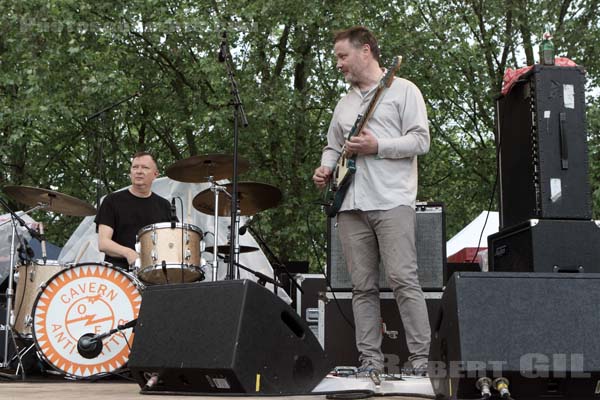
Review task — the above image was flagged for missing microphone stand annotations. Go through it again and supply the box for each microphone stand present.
[221,257,283,289]
[219,31,249,280]
[85,81,162,207]
[248,225,304,296]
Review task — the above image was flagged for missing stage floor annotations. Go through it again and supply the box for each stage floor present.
[0,375,435,399]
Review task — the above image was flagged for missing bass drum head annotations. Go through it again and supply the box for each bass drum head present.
[32,263,142,378]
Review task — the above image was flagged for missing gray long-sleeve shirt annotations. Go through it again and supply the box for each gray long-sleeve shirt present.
[320,76,430,211]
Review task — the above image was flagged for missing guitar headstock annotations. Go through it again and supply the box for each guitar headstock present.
[379,55,403,89]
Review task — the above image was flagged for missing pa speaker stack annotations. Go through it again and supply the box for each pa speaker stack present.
[128,280,332,394]
[489,64,599,272]
[430,65,600,399]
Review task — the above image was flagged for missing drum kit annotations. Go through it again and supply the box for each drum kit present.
[0,153,283,379]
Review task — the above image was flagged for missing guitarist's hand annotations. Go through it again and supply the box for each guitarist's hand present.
[313,166,332,189]
[346,128,379,156]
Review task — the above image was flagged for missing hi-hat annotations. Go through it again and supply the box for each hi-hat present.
[205,245,259,254]
[166,154,249,182]
[3,185,96,216]
[192,182,282,216]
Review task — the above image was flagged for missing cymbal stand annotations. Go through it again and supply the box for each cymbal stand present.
[207,177,229,281]
[0,200,45,370]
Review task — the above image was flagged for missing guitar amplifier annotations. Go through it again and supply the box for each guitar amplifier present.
[318,291,442,373]
[327,202,446,291]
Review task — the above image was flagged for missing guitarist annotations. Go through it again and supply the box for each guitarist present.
[312,26,431,377]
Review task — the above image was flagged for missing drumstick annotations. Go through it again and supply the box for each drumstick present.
[75,240,91,264]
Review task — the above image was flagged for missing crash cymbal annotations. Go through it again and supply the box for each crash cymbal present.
[192,181,282,216]
[205,244,259,254]
[3,185,96,217]
[166,154,249,182]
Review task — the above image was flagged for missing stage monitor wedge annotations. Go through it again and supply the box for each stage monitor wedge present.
[429,272,600,399]
[128,279,332,395]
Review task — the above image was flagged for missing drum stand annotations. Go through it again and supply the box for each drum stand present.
[207,177,228,282]
[0,201,45,372]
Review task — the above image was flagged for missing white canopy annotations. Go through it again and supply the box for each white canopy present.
[0,212,39,283]
[446,211,499,257]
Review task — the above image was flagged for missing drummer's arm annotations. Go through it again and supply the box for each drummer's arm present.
[98,224,138,266]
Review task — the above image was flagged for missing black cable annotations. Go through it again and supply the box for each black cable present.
[469,165,498,264]
[305,211,355,331]
[119,330,132,351]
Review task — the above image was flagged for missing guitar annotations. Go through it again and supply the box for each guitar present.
[322,56,403,217]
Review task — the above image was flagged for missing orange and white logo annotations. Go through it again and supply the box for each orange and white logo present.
[33,263,142,378]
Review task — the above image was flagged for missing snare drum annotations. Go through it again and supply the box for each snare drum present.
[13,260,64,337]
[32,262,142,378]
[137,222,204,284]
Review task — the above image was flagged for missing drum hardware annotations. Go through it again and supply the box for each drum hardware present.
[192,181,282,280]
[0,195,46,371]
[13,261,65,338]
[32,262,142,378]
[137,222,204,285]
[2,186,96,217]
[204,244,259,254]
[165,154,249,183]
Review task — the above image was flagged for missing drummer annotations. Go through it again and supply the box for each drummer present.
[95,151,175,269]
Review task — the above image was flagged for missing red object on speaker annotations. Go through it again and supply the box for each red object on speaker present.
[447,247,486,264]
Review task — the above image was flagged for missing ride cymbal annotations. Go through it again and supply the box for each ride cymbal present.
[3,185,96,216]
[166,154,249,182]
[205,245,259,254]
[192,181,282,216]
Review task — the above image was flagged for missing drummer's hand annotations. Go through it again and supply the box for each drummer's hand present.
[125,249,139,266]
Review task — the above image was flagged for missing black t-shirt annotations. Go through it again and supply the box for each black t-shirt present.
[95,189,172,268]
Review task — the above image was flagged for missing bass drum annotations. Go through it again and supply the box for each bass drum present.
[32,262,142,378]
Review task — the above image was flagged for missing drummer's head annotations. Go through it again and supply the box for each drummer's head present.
[130,151,159,189]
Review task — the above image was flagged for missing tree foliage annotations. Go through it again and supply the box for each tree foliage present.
[1,0,599,271]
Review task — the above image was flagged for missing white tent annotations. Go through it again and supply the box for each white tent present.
[446,211,500,258]
[0,212,39,283]
[58,177,289,301]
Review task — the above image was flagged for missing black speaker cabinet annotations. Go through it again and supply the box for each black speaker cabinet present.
[319,291,442,373]
[488,219,600,273]
[128,280,332,394]
[327,202,446,291]
[497,65,591,229]
[429,272,600,399]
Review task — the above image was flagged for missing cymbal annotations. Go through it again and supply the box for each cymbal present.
[3,185,96,216]
[205,245,259,254]
[192,181,282,216]
[166,154,250,182]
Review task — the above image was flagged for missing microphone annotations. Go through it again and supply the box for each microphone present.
[218,31,227,62]
[77,333,103,359]
[238,216,254,235]
[76,319,138,359]
[39,222,47,264]
[170,198,177,229]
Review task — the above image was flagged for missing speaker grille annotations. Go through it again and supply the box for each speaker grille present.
[327,203,446,290]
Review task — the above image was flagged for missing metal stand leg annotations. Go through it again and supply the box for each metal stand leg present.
[208,178,229,282]
[2,219,18,369]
